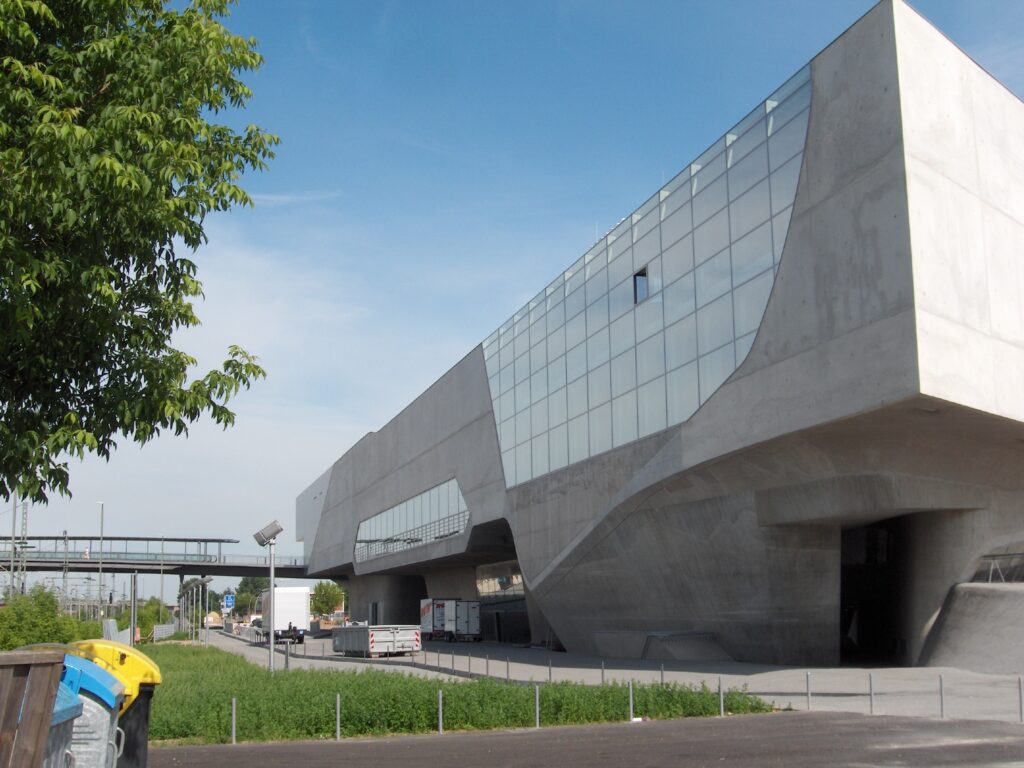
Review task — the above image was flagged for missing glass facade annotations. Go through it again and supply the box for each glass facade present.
[482,66,811,488]
[354,478,469,563]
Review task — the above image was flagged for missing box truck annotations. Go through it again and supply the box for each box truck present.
[442,600,481,642]
[420,598,453,640]
[256,587,310,644]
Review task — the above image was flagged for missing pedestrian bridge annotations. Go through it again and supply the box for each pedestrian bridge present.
[0,536,309,578]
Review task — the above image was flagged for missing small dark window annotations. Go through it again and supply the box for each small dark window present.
[633,268,649,304]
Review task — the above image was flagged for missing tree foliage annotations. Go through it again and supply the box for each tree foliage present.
[0,586,77,649]
[0,0,278,502]
[310,580,343,617]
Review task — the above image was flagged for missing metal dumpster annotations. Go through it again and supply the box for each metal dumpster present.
[70,640,161,768]
[44,682,83,768]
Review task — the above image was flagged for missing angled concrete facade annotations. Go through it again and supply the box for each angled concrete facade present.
[297,0,1024,669]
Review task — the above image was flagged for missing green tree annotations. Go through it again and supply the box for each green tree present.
[310,580,344,617]
[0,0,278,503]
[236,575,268,595]
[0,586,77,649]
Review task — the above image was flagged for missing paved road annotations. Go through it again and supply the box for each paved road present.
[150,712,1024,767]
[213,630,1024,723]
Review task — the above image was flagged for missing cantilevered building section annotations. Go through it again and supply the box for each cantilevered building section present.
[297,0,1024,671]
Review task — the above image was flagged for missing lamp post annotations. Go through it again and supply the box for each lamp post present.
[97,501,104,618]
[253,521,283,672]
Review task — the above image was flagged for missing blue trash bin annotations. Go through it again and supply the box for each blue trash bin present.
[61,654,126,768]
[45,682,83,768]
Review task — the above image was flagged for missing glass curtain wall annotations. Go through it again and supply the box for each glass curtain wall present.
[483,66,811,488]
[354,478,469,563]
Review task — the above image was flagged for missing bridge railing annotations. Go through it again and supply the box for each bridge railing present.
[0,548,306,568]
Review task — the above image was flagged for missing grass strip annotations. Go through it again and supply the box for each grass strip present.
[146,645,770,744]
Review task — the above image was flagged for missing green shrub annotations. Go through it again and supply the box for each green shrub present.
[144,645,771,744]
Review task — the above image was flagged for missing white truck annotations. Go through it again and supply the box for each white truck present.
[420,598,453,640]
[446,599,480,642]
[332,625,421,657]
[256,586,310,644]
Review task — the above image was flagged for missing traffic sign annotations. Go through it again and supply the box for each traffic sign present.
[223,594,235,609]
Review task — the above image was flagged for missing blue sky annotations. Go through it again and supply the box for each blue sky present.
[17,0,1024,601]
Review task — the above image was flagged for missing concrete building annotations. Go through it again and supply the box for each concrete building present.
[296,0,1024,669]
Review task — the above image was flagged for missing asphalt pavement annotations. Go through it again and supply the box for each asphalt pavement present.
[150,712,1024,767]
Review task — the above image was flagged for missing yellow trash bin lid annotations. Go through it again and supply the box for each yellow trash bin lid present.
[68,640,161,712]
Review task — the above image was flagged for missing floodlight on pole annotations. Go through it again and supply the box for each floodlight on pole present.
[253,520,281,672]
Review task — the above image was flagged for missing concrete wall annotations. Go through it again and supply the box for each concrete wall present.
[920,583,1024,674]
[894,2,1024,423]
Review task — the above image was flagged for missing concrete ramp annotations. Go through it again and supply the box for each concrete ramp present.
[642,633,734,663]
[920,583,1024,674]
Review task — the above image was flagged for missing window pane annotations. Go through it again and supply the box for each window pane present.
[636,331,665,384]
[587,327,610,370]
[566,310,586,349]
[585,246,607,278]
[664,271,696,326]
[612,390,638,448]
[692,174,727,225]
[646,256,663,295]
[697,292,734,355]
[768,107,810,168]
[588,402,612,455]
[610,311,635,357]
[568,414,589,464]
[586,268,608,305]
[611,348,636,398]
[531,398,548,437]
[515,441,532,483]
[586,295,609,336]
[547,300,565,331]
[667,361,699,425]
[609,276,633,321]
[696,249,732,308]
[637,376,667,437]
[515,408,530,445]
[515,351,530,384]
[728,116,767,167]
[549,423,569,471]
[548,386,567,427]
[514,379,530,412]
[567,375,588,419]
[565,285,586,320]
[587,362,611,407]
[566,341,587,382]
[736,330,757,363]
[547,324,566,361]
[635,292,663,341]
[548,353,567,392]
[773,205,792,261]
[730,178,769,242]
[728,141,769,201]
[661,202,692,249]
[770,154,802,216]
[633,228,660,269]
[500,416,515,448]
[662,234,693,285]
[731,221,774,286]
[608,249,634,286]
[693,208,730,266]
[665,314,697,371]
[733,268,774,337]
[530,340,546,372]
[532,435,549,478]
[699,342,736,403]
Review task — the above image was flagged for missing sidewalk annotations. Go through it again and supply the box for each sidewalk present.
[208,630,1024,724]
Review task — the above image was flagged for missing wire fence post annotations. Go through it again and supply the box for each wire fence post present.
[548,658,552,684]
[451,650,455,672]
[486,654,489,678]
[438,689,444,735]
[467,651,471,676]
[660,664,664,686]
[718,677,724,717]
[335,693,340,741]
[806,672,811,712]
[507,657,511,682]
[1019,676,1023,724]
[601,660,605,685]
[939,674,945,719]
[231,697,236,745]
[628,680,634,720]
[869,673,874,716]
[535,684,540,729]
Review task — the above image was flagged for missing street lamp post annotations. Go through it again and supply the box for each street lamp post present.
[97,501,104,618]
[253,521,283,672]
